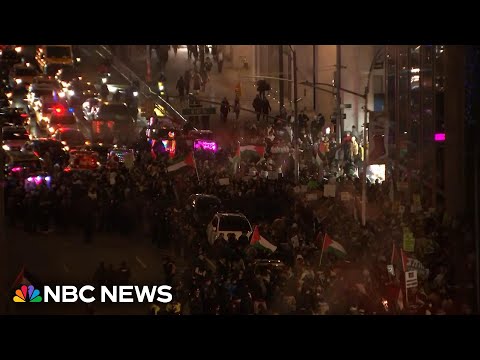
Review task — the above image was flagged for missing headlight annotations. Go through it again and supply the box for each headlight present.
[107,73,111,77]
[2,144,10,151]
[159,84,165,91]
[85,141,91,145]
[59,91,65,98]
[101,78,107,84]
[78,76,83,81]
[15,46,22,53]
[6,92,12,99]
[61,141,67,145]
[15,78,22,84]
[61,81,68,88]
[76,57,81,62]
[133,91,138,97]
[49,127,55,133]
[63,146,69,151]
[68,90,75,97]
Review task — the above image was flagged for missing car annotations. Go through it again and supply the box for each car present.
[64,150,100,172]
[27,85,55,108]
[3,150,42,177]
[82,97,101,120]
[2,126,30,151]
[22,138,69,167]
[46,110,77,134]
[51,127,86,150]
[66,81,98,106]
[108,148,135,163]
[32,95,65,128]
[55,66,81,89]
[186,194,222,226]
[90,102,135,144]
[36,45,74,76]
[9,64,38,89]
[206,212,253,245]
[0,91,11,108]
[0,47,22,67]
[253,259,286,276]
[0,107,29,127]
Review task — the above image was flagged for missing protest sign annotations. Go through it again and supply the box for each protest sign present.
[403,227,415,252]
[219,178,230,186]
[340,192,351,201]
[323,184,336,198]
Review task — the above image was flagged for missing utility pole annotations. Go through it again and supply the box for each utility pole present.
[0,128,8,314]
[336,45,342,143]
[279,45,284,111]
[313,45,317,112]
[475,139,480,313]
[292,48,299,184]
[146,45,151,83]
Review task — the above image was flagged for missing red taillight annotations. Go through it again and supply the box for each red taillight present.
[20,113,28,118]
[33,151,40,157]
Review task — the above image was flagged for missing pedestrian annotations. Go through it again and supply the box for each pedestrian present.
[262,97,271,122]
[192,45,199,66]
[233,95,240,128]
[192,72,202,94]
[217,51,224,73]
[205,56,213,73]
[163,257,176,286]
[118,260,131,285]
[184,69,191,95]
[176,76,185,100]
[220,97,230,123]
[200,68,208,92]
[172,45,178,56]
[187,45,193,59]
[252,94,262,122]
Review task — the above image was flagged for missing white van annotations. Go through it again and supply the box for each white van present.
[206,212,252,245]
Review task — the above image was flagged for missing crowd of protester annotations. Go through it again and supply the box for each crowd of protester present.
[4,102,475,315]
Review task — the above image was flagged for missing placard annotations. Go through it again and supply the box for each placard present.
[323,184,336,198]
[403,227,415,252]
[405,270,418,289]
[305,193,318,201]
[268,171,278,180]
[340,192,351,201]
[387,264,395,276]
[219,178,230,186]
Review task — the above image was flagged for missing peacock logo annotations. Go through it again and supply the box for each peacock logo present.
[13,285,43,303]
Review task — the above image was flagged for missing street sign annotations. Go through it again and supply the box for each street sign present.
[405,270,418,289]
[182,107,216,116]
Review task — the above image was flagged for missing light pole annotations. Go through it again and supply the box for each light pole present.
[301,46,385,226]
[0,128,7,314]
[290,46,300,184]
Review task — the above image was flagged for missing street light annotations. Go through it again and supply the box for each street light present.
[301,47,385,226]
[289,45,300,184]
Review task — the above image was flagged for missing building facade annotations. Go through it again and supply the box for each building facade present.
[385,45,479,220]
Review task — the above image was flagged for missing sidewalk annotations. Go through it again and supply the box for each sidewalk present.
[126,47,280,124]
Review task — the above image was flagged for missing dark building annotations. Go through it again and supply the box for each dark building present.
[385,45,479,223]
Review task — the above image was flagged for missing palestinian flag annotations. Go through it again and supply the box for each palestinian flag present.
[167,152,196,172]
[240,145,265,158]
[229,146,241,174]
[10,266,32,289]
[250,226,277,253]
[322,233,347,258]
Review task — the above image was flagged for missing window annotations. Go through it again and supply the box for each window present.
[46,46,72,59]
[219,216,251,232]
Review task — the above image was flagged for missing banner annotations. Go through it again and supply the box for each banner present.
[406,257,429,279]
[403,227,415,252]
[323,184,336,198]
[219,178,230,186]
[368,112,388,164]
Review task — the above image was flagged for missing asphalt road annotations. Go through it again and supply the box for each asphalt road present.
[4,46,183,315]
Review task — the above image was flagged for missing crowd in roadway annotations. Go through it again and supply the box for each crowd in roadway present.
[2,45,475,315]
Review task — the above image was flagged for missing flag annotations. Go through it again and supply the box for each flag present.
[240,145,265,158]
[229,146,241,174]
[250,226,277,253]
[322,233,347,258]
[10,266,31,289]
[167,152,195,172]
